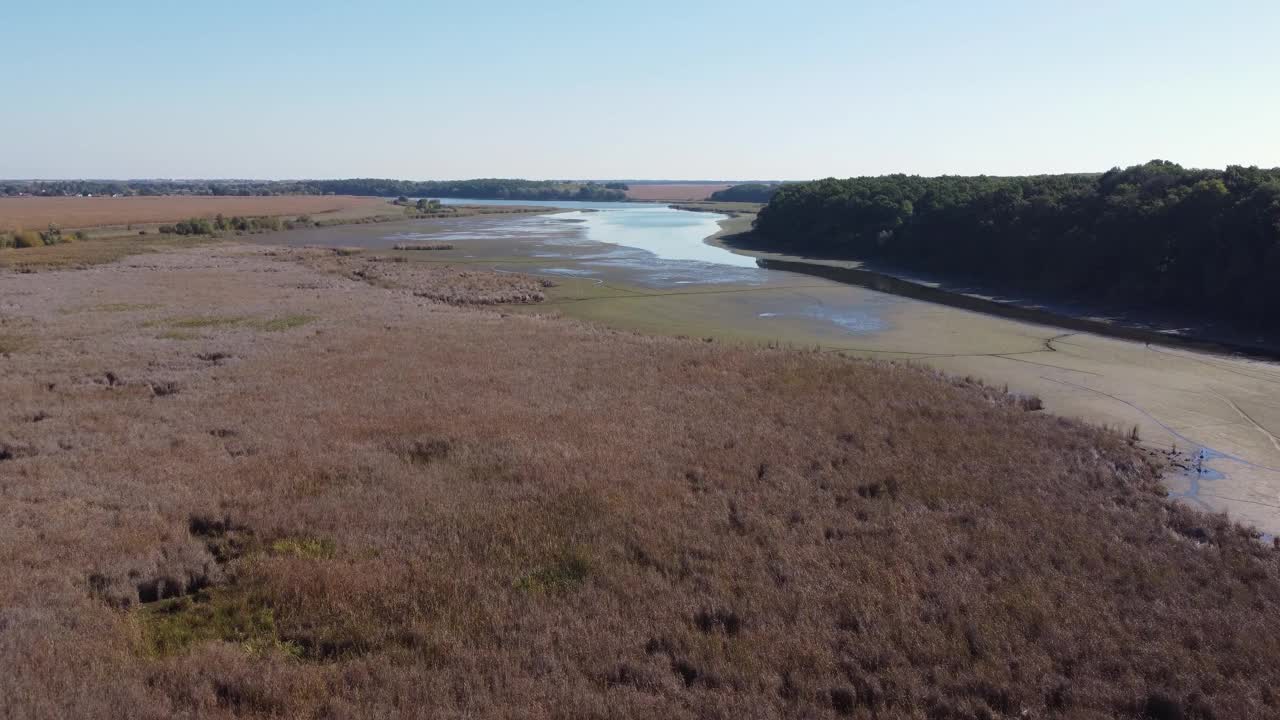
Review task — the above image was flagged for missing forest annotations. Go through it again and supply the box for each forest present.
[0,179,627,202]
[752,161,1280,330]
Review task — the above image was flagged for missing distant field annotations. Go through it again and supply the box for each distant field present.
[624,183,732,201]
[0,195,390,230]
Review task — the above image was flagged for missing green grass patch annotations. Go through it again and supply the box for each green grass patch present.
[157,330,202,341]
[0,334,26,353]
[168,315,249,329]
[90,302,160,313]
[514,546,591,593]
[154,314,315,334]
[137,588,300,658]
[255,315,315,332]
[270,536,336,559]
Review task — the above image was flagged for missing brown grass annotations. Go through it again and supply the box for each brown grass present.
[1,244,1278,719]
[625,184,733,202]
[0,195,388,231]
[0,232,216,271]
[286,247,548,304]
[393,242,455,251]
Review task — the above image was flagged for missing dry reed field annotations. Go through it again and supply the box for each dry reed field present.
[0,196,389,231]
[624,184,732,202]
[2,243,1279,719]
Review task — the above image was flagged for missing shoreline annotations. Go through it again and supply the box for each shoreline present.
[699,218,1280,362]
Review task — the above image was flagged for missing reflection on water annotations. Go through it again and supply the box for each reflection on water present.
[574,207,758,268]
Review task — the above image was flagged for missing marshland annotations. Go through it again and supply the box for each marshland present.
[2,186,1280,719]
[6,2,1280,717]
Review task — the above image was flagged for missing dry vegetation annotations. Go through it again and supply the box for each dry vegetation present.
[0,195,389,231]
[2,244,1279,719]
[393,242,455,251]
[0,232,217,271]
[286,246,550,304]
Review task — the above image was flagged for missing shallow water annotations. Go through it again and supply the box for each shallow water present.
[267,204,898,343]
[436,199,757,268]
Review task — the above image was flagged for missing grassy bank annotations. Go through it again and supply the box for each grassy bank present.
[0,202,557,271]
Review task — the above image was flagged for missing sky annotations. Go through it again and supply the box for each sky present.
[3,0,1279,180]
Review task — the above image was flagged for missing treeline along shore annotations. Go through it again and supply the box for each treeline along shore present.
[1,178,629,202]
[747,161,1280,333]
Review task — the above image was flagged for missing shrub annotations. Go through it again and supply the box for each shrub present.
[39,224,65,245]
[13,230,44,248]
[175,218,215,235]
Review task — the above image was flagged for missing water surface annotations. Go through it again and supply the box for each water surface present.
[436,198,756,268]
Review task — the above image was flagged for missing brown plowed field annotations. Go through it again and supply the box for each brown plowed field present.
[0,195,389,231]
[624,183,732,201]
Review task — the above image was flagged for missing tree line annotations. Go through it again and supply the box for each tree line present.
[1,179,627,202]
[751,161,1280,330]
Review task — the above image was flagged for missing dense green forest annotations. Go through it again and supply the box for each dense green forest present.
[752,161,1280,330]
[709,183,782,202]
[0,179,626,201]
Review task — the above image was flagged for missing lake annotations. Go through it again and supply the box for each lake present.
[434,198,758,268]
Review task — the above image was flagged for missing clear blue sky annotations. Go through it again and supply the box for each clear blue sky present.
[3,0,1278,180]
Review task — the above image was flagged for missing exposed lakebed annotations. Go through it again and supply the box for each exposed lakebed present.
[266,201,1280,535]
[270,200,891,337]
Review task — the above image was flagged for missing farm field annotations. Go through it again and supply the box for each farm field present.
[0,195,393,231]
[624,183,732,201]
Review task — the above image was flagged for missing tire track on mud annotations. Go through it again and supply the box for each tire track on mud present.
[1210,389,1280,455]
[1041,376,1280,474]
[1146,344,1280,387]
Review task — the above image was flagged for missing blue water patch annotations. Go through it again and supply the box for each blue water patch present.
[540,267,598,277]
[1166,447,1229,510]
[803,303,890,335]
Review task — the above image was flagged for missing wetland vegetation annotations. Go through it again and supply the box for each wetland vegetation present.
[11,2,1280,714]
[4,223,1280,719]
